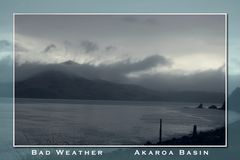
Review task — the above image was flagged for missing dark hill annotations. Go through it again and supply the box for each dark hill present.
[15,70,161,101]
[15,70,224,103]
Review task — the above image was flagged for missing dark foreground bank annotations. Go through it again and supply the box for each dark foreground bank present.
[146,127,225,145]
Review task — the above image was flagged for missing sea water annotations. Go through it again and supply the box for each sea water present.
[14,98,225,145]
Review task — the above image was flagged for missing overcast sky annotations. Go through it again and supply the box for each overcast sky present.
[15,15,226,92]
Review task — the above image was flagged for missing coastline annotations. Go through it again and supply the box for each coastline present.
[146,127,225,145]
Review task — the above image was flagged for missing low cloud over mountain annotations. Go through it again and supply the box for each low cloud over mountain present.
[15,56,224,93]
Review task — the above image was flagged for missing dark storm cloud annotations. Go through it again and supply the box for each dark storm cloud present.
[80,40,99,53]
[43,44,56,53]
[91,55,171,82]
[0,40,11,51]
[104,55,171,74]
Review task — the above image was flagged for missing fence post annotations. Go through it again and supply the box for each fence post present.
[159,119,162,144]
[192,125,197,138]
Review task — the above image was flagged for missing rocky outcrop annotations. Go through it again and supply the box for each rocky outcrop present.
[197,103,203,109]
[208,105,218,109]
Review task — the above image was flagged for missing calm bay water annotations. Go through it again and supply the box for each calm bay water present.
[15,99,225,145]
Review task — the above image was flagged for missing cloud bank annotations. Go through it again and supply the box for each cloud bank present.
[15,54,224,93]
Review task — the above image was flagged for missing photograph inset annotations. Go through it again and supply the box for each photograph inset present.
[14,14,226,146]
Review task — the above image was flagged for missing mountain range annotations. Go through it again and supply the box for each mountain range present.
[15,69,224,103]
